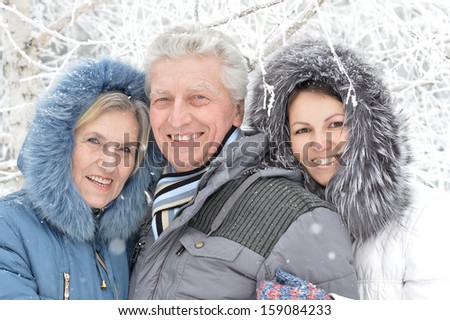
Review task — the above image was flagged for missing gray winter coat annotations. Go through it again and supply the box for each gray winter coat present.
[129,133,358,299]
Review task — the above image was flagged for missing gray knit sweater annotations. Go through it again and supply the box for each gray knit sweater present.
[190,176,335,258]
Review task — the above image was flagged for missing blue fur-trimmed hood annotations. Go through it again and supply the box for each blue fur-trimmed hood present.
[18,58,162,243]
[246,37,412,241]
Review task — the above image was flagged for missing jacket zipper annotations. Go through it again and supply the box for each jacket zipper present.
[63,272,70,300]
[161,247,183,299]
[161,170,258,298]
[96,250,119,299]
[160,225,189,299]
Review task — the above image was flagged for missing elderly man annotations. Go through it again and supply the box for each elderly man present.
[129,24,358,300]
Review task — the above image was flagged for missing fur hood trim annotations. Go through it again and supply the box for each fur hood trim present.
[19,58,161,243]
[246,37,412,241]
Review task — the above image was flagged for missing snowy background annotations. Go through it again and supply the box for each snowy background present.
[1,0,449,196]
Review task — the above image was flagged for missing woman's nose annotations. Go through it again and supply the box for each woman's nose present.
[313,130,332,150]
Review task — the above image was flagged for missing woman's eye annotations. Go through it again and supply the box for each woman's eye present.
[119,144,138,155]
[330,121,344,128]
[87,137,100,144]
[294,128,310,135]
[122,146,136,154]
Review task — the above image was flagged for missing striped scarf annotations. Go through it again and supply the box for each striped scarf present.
[151,127,243,239]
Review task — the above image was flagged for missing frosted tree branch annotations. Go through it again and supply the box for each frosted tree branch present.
[204,0,285,27]
[36,0,107,46]
[0,171,22,184]
[0,3,112,46]
[194,0,200,23]
[0,21,56,72]
[0,102,34,114]
[263,0,326,58]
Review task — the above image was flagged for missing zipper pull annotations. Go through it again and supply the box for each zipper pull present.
[175,245,185,256]
[63,272,70,300]
[131,240,146,264]
[101,279,108,289]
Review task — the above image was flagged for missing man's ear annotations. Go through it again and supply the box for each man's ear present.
[232,101,244,127]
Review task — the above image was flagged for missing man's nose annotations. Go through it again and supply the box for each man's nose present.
[167,98,192,128]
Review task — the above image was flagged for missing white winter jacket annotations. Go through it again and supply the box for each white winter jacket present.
[247,37,450,300]
[354,182,450,299]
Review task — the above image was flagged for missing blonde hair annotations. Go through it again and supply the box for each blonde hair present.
[76,91,149,174]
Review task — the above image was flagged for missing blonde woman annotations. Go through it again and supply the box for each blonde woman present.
[0,59,161,299]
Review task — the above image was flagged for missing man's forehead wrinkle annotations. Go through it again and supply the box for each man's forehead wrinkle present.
[151,88,170,95]
[151,83,218,96]
[188,83,214,91]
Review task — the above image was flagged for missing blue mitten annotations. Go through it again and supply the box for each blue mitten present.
[257,268,332,300]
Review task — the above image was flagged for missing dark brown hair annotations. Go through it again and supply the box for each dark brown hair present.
[288,80,342,108]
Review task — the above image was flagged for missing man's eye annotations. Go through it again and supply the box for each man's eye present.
[152,97,172,105]
[191,95,209,106]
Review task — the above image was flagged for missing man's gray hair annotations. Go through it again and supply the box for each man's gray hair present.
[144,24,248,110]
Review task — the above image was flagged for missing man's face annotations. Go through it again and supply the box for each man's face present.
[149,55,243,172]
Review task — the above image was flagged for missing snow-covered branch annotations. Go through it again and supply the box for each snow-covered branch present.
[36,0,107,46]
[263,0,326,57]
[204,0,285,27]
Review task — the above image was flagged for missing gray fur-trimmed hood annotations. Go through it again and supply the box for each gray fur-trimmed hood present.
[18,58,162,243]
[246,37,412,242]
